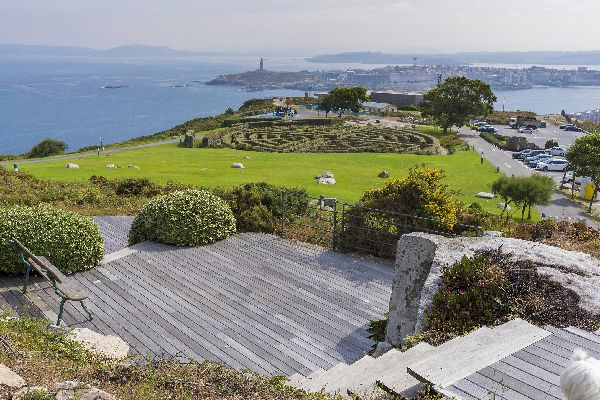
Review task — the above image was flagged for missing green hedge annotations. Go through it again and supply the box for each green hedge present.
[0,205,104,275]
[129,190,237,246]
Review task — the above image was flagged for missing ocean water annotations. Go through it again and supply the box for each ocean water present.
[1,55,600,155]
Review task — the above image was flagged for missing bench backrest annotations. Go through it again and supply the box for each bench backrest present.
[10,238,63,283]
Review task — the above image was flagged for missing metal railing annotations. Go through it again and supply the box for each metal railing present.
[279,191,483,259]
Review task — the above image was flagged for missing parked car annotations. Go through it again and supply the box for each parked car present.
[559,124,574,129]
[472,120,488,126]
[522,150,548,161]
[516,150,536,159]
[536,159,568,172]
[527,154,553,167]
[562,171,587,184]
[478,125,498,133]
[548,146,566,156]
[564,125,583,132]
[518,127,534,134]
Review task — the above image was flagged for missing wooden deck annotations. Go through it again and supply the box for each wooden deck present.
[0,223,393,376]
[93,216,134,255]
[443,326,600,399]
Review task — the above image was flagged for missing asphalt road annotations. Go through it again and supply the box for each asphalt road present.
[458,126,597,228]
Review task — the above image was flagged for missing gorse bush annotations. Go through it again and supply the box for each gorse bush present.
[0,204,104,275]
[129,190,237,246]
[28,139,68,158]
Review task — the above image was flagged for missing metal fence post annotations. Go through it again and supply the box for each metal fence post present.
[280,190,286,237]
[332,200,338,251]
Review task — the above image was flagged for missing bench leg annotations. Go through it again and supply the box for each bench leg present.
[22,265,32,294]
[80,301,93,321]
[57,297,68,326]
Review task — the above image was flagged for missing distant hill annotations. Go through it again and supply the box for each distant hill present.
[308,51,600,65]
[0,44,209,57]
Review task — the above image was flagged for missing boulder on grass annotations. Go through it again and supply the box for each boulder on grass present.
[231,163,245,169]
[316,171,334,179]
[378,171,390,178]
[65,163,79,169]
[317,177,336,185]
[0,364,25,388]
[53,381,116,400]
[476,192,495,199]
[497,202,511,211]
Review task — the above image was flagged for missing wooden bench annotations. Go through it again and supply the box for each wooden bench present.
[10,238,93,326]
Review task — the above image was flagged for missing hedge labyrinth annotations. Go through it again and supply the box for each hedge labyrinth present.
[203,123,440,154]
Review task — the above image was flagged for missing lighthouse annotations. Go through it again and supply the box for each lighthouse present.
[259,57,264,71]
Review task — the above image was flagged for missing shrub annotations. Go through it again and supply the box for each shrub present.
[114,178,162,197]
[28,139,68,158]
[129,190,236,246]
[211,182,309,233]
[0,204,104,275]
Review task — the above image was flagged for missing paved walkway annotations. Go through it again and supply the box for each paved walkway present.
[0,220,393,376]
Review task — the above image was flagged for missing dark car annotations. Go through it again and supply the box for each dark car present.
[478,125,498,133]
[559,124,574,129]
[564,125,583,132]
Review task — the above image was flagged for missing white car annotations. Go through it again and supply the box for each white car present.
[519,127,534,134]
[562,171,588,184]
[549,146,566,156]
[537,159,567,171]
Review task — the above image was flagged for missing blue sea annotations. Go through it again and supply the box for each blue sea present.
[2,55,600,155]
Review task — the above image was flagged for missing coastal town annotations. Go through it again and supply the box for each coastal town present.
[208,61,600,93]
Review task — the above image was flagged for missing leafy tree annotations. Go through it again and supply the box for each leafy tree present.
[566,133,600,212]
[319,95,334,118]
[491,175,519,216]
[420,76,497,133]
[544,139,558,149]
[492,174,554,220]
[224,107,235,115]
[28,139,68,158]
[326,87,369,116]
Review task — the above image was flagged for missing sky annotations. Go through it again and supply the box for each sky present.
[1,0,599,55]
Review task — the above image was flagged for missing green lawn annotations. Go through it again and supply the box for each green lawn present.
[20,143,504,212]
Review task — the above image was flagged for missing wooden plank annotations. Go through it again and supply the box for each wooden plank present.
[96,260,280,374]
[501,355,561,387]
[478,367,561,400]
[487,361,563,399]
[121,250,342,373]
[464,372,531,400]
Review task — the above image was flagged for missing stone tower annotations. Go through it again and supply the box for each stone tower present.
[260,57,264,71]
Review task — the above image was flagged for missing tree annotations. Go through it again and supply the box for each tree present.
[224,107,235,115]
[491,175,519,216]
[28,139,68,159]
[319,95,334,118]
[420,76,497,133]
[566,133,600,212]
[544,139,558,149]
[492,174,553,220]
[326,87,369,116]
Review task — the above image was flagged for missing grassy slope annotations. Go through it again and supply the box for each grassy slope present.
[20,143,503,212]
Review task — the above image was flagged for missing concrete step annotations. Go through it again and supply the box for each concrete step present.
[299,362,350,391]
[293,367,325,388]
[345,342,435,396]
[407,319,551,389]
[287,372,305,387]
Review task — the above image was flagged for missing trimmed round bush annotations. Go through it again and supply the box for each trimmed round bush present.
[129,190,237,246]
[0,205,104,275]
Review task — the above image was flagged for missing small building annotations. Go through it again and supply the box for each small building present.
[369,91,424,107]
[361,101,397,114]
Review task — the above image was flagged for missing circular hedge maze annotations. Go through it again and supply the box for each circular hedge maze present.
[203,122,440,154]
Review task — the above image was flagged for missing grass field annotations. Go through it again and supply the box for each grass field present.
[19,143,504,212]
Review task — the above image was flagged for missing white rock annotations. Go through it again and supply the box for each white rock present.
[53,382,116,400]
[497,202,511,210]
[128,165,140,169]
[12,387,48,399]
[0,364,25,388]
[385,233,600,347]
[106,164,119,169]
[68,328,129,359]
[476,192,495,199]
[317,177,336,185]
[65,163,79,169]
[231,163,245,169]
[317,171,334,179]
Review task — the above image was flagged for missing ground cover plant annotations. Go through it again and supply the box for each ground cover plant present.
[202,121,440,154]
[129,189,237,246]
[403,250,600,348]
[0,204,104,275]
[18,143,503,212]
[0,316,440,400]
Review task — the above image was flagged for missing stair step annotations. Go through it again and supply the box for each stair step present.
[299,362,350,391]
[326,342,434,394]
[407,319,551,389]
[287,372,305,387]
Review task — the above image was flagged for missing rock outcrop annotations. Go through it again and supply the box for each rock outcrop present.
[316,172,336,185]
[231,163,245,169]
[385,232,600,347]
[0,364,25,388]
